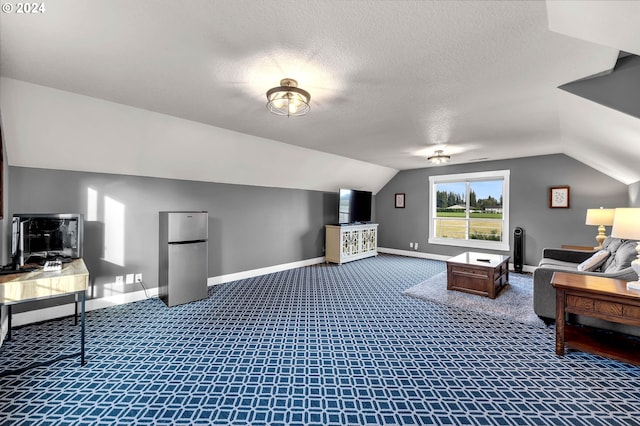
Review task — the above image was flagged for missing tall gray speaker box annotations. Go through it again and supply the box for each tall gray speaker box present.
[513,227,524,273]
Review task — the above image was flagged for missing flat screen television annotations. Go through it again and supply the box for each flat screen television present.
[11,213,84,266]
[338,189,372,224]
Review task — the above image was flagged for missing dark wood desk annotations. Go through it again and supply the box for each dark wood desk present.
[0,259,89,375]
[552,272,640,366]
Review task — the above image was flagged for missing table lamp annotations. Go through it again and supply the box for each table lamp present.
[610,208,640,291]
[585,207,615,249]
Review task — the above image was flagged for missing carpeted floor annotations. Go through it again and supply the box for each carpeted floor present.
[1,254,639,425]
[403,271,547,328]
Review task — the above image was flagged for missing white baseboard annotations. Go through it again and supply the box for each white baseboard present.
[517,264,536,273]
[377,247,535,273]
[10,256,326,328]
[207,256,325,286]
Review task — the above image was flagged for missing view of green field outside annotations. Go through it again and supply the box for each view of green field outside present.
[434,212,503,241]
[433,178,505,242]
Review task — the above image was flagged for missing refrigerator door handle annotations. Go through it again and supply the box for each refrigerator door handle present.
[168,240,207,245]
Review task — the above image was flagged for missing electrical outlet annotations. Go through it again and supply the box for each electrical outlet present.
[135,273,142,283]
[409,242,414,248]
[414,243,419,250]
[126,274,134,284]
[115,275,124,285]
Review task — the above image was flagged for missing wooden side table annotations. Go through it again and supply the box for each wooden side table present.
[551,272,640,365]
[560,245,596,251]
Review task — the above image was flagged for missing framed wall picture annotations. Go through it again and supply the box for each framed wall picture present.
[549,186,570,208]
[395,193,405,208]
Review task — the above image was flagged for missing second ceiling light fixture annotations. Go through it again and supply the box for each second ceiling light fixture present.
[427,150,451,164]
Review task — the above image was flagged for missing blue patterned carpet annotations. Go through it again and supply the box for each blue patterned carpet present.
[1,254,639,425]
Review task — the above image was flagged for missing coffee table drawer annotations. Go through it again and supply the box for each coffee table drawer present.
[449,265,489,279]
[449,274,490,293]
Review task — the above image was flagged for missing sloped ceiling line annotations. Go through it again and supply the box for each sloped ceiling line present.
[559,54,640,120]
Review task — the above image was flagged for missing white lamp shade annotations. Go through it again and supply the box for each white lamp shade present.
[611,208,640,240]
[585,208,615,226]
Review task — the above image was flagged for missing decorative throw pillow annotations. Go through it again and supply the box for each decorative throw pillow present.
[577,250,611,272]
[600,237,623,271]
[603,240,639,273]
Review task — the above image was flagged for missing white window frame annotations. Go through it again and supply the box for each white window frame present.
[428,170,510,251]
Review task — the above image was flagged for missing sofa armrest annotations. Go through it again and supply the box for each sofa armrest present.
[595,268,639,282]
[536,266,637,281]
[533,266,639,319]
[533,267,558,319]
[541,248,595,264]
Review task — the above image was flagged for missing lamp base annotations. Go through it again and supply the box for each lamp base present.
[627,281,640,291]
[631,254,640,291]
[594,225,606,250]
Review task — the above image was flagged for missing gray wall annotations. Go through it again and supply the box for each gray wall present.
[9,166,338,312]
[375,154,630,266]
[630,180,640,207]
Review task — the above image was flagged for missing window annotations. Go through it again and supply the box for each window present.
[428,170,510,251]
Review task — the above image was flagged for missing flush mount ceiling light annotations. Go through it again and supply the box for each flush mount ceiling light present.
[266,78,311,117]
[427,150,451,164]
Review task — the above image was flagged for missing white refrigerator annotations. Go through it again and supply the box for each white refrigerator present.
[159,211,208,307]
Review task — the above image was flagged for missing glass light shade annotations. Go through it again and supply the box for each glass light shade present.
[427,150,450,164]
[585,208,615,226]
[266,78,310,117]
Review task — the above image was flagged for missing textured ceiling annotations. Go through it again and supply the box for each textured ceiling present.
[0,0,638,184]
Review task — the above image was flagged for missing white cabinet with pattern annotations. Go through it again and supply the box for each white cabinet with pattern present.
[325,224,378,264]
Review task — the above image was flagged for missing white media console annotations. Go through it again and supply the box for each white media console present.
[325,223,378,264]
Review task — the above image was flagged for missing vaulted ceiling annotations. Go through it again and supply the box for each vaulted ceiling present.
[1,1,639,191]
